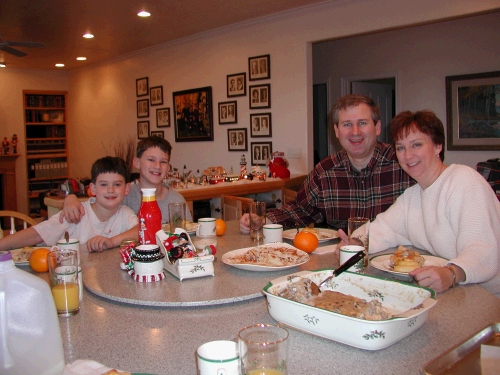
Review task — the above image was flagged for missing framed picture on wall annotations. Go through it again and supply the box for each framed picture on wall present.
[250,113,272,137]
[137,99,149,118]
[173,86,214,142]
[251,141,272,165]
[228,128,248,151]
[248,54,270,81]
[150,130,164,138]
[218,101,237,124]
[150,86,163,106]
[137,121,150,139]
[156,107,170,127]
[136,77,149,97]
[227,72,246,97]
[446,70,500,150]
[249,84,271,109]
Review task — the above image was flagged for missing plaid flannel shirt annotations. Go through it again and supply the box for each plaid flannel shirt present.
[267,142,415,232]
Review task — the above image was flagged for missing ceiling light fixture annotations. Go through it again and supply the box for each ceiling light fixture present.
[55,63,65,67]
[137,11,151,17]
[76,57,87,61]
[0,63,6,68]
[83,33,94,39]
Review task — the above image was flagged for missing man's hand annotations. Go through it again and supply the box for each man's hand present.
[59,194,86,224]
[239,213,250,234]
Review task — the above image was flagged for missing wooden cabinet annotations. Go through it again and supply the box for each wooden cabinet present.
[23,90,68,217]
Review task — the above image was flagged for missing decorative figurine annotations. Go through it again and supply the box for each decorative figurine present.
[11,134,18,154]
[239,154,247,179]
[2,137,9,155]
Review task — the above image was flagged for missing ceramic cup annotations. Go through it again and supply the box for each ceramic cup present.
[263,223,283,244]
[169,202,187,233]
[339,245,365,273]
[348,217,370,268]
[48,249,80,317]
[197,340,239,375]
[249,202,266,242]
[238,323,289,375]
[196,217,216,236]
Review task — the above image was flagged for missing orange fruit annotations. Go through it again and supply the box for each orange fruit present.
[29,248,51,273]
[215,219,226,236]
[293,231,319,253]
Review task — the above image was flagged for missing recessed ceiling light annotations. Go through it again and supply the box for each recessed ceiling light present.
[0,63,6,68]
[83,33,94,39]
[76,57,87,61]
[55,63,65,67]
[137,11,151,17]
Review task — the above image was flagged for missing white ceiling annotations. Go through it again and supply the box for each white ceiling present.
[0,0,328,70]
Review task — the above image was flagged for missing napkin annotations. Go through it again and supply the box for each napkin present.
[480,344,500,375]
[64,359,156,375]
[313,244,338,255]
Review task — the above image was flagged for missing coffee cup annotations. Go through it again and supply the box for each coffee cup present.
[339,245,365,273]
[196,217,216,236]
[263,224,283,244]
[197,340,239,375]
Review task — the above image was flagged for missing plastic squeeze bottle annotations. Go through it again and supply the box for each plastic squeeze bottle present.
[0,251,65,375]
[138,188,162,244]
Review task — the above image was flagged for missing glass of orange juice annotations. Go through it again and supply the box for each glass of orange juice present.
[238,324,289,375]
[48,249,80,316]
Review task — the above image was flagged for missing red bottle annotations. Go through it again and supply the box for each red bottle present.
[138,188,162,245]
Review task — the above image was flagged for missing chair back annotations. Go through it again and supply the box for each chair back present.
[0,210,38,239]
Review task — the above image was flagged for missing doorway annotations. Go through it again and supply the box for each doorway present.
[313,83,328,165]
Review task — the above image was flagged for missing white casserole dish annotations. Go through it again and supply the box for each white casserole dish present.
[263,270,437,350]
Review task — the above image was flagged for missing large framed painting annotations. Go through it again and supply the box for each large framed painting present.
[172,86,214,142]
[446,71,500,150]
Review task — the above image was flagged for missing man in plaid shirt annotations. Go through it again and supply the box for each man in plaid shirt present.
[240,95,415,233]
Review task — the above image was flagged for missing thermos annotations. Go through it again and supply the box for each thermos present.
[138,188,162,245]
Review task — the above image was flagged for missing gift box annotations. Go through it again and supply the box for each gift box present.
[156,229,215,281]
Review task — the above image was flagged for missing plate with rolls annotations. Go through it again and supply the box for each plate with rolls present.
[370,246,447,275]
[282,227,338,242]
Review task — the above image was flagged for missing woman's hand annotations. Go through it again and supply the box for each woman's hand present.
[410,266,456,292]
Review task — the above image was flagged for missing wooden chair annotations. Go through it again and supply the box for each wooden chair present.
[221,195,254,221]
[282,188,297,205]
[0,210,38,239]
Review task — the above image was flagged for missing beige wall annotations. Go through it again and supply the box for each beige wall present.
[313,11,500,167]
[1,0,499,214]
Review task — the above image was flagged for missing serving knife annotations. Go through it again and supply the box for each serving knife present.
[318,250,365,287]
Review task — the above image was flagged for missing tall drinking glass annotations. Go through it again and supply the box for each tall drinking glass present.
[348,217,370,268]
[249,202,266,242]
[48,249,80,316]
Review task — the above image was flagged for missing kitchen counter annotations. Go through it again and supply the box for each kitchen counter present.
[44,174,307,218]
[22,221,500,374]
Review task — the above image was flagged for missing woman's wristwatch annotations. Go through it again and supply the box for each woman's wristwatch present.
[445,265,457,288]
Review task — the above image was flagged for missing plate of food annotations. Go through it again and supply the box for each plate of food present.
[282,227,338,242]
[370,246,447,275]
[221,242,310,271]
[10,246,50,265]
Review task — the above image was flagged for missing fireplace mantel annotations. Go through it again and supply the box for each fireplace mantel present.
[0,154,21,212]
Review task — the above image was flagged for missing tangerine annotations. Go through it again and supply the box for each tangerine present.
[215,219,226,236]
[293,231,319,253]
[29,248,51,273]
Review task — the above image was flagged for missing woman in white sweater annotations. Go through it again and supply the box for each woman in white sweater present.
[339,110,500,297]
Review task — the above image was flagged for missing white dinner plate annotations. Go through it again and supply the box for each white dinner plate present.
[370,253,448,276]
[221,243,309,271]
[282,228,338,242]
[10,246,50,265]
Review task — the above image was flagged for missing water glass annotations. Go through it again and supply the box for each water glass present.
[348,217,369,268]
[168,202,186,233]
[249,202,266,242]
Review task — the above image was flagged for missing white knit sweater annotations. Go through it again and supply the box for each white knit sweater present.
[369,164,500,297]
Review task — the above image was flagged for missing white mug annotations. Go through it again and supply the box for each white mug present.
[56,238,80,265]
[339,245,365,273]
[263,224,283,244]
[197,340,239,375]
[196,218,216,236]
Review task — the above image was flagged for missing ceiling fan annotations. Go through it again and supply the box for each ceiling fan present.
[0,35,45,57]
